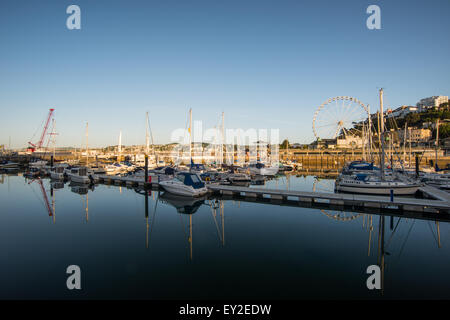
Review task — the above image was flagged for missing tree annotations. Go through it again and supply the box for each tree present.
[280,139,290,149]
[440,124,450,139]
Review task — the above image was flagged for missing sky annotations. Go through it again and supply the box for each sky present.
[0,0,449,148]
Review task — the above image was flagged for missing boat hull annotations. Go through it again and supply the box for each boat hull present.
[335,184,420,195]
[159,181,208,197]
[50,172,64,180]
[68,174,91,184]
[249,167,279,176]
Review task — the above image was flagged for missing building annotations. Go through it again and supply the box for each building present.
[416,96,448,112]
[397,128,432,143]
[386,105,418,119]
[290,143,304,149]
[336,136,363,148]
[309,139,337,149]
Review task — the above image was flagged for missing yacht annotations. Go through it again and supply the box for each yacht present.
[159,172,208,197]
[29,160,47,169]
[66,167,91,184]
[335,174,421,195]
[248,162,279,176]
[50,166,66,180]
[160,192,206,214]
[0,161,19,170]
[420,172,450,189]
[335,89,421,196]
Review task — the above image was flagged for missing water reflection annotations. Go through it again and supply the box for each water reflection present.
[1,173,449,299]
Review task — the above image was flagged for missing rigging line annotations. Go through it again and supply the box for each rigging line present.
[398,219,416,259]
[385,217,402,249]
[427,220,438,244]
[178,209,188,242]
[30,114,47,142]
[147,112,155,149]
[209,201,223,243]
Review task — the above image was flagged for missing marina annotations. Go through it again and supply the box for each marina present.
[2,171,450,299]
[1,0,450,304]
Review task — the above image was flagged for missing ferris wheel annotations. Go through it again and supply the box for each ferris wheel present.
[312,96,370,140]
[320,210,362,222]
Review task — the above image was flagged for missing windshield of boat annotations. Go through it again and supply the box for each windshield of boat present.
[190,174,201,183]
[175,174,185,183]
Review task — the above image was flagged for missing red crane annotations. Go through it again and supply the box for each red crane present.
[28,178,53,217]
[28,108,55,152]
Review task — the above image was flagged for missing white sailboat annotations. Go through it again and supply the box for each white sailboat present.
[335,89,421,195]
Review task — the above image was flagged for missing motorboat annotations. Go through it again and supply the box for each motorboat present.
[66,167,91,184]
[160,192,206,214]
[420,172,450,189]
[50,166,65,180]
[29,160,47,169]
[188,163,207,174]
[248,162,279,176]
[89,165,106,174]
[159,171,208,197]
[70,181,94,194]
[0,161,20,170]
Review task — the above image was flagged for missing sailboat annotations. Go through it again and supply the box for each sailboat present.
[335,89,421,195]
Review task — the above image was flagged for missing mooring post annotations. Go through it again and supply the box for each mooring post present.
[415,155,419,178]
[144,154,149,187]
[145,189,149,218]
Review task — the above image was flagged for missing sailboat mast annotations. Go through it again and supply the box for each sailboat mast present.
[118,130,122,162]
[189,108,192,160]
[146,112,150,155]
[369,105,373,161]
[403,122,407,165]
[435,118,440,170]
[379,88,385,181]
[86,122,89,166]
[221,112,225,164]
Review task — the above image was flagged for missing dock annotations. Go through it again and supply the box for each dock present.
[96,174,159,188]
[207,184,450,214]
[92,173,450,215]
[419,185,450,202]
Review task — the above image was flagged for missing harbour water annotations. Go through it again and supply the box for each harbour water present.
[1,173,450,300]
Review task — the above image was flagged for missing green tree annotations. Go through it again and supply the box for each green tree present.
[280,139,290,149]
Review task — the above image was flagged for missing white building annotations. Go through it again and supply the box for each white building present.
[386,105,418,119]
[336,136,363,148]
[416,96,448,111]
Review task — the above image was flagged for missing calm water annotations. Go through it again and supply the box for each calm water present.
[1,173,450,300]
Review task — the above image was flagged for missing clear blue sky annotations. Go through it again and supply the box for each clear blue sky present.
[1,0,449,148]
